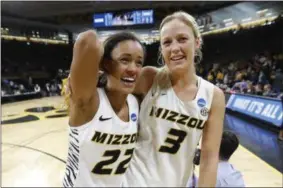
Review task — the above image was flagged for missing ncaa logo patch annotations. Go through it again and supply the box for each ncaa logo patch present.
[200,107,209,117]
[131,113,137,122]
[197,98,206,108]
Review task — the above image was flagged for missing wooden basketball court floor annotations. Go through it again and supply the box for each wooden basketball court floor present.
[1,97,282,187]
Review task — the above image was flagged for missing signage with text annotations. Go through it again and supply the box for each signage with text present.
[226,94,282,127]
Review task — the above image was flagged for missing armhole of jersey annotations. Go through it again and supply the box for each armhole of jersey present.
[69,88,102,131]
[201,77,215,111]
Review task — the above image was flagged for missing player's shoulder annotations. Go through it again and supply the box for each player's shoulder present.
[141,66,159,82]
[198,77,225,105]
[210,83,225,107]
[134,66,159,97]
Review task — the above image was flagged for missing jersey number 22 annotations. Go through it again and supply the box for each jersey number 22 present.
[92,148,134,175]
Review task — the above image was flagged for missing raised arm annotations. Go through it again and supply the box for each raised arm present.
[70,30,104,102]
[68,30,104,126]
[198,87,225,187]
[133,66,158,100]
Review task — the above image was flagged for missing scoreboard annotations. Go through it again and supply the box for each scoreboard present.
[93,9,154,28]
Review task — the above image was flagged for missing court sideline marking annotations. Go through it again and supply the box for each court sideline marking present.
[2,142,66,164]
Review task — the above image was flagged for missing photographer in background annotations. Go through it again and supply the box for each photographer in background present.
[187,131,245,187]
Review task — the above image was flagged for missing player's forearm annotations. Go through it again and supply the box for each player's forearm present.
[197,154,218,187]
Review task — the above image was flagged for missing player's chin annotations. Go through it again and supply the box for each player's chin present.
[169,65,187,74]
[120,87,135,95]
[120,83,136,94]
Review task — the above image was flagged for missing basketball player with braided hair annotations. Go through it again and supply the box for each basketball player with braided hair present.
[62,30,146,187]
[123,11,225,187]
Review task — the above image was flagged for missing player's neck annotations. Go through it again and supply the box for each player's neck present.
[170,66,197,88]
[105,88,128,113]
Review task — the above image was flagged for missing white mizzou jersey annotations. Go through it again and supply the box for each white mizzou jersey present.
[123,76,215,187]
[63,88,139,187]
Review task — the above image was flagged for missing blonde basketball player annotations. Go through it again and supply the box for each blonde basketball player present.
[123,11,225,187]
[62,31,145,187]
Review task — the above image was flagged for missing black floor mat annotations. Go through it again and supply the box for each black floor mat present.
[46,114,68,118]
[1,115,39,124]
[25,106,55,113]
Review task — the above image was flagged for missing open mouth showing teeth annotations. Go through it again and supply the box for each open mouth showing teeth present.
[171,56,184,61]
[121,77,135,83]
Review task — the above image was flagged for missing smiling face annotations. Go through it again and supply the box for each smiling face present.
[160,18,200,76]
[105,40,144,94]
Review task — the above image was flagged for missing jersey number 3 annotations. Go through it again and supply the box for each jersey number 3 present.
[92,148,134,175]
[159,128,187,154]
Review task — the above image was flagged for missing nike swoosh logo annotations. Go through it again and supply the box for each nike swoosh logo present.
[99,116,112,121]
[152,93,166,96]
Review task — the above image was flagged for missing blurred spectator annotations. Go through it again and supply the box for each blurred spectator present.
[255,84,263,96]
[235,71,243,82]
[270,70,276,85]
[207,71,214,83]
[216,70,224,83]
[263,84,273,97]
[272,69,283,93]
[19,84,26,93]
[258,70,268,85]
[249,69,258,85]
[223,70,229,85]
[34,84,41,93]
[198,66,205,77]
[232,75,248,94]
[247,82,255,95]
[50,84,58,96]
[28,76,33,86]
